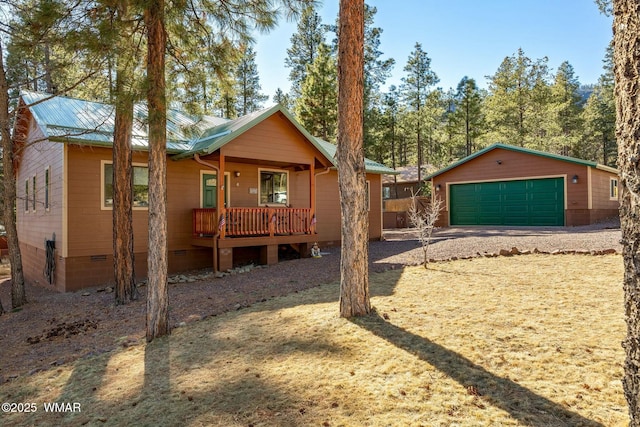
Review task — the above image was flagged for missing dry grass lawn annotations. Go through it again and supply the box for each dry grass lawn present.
[0,255,627,426]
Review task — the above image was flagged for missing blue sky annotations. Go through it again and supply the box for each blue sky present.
[254,0,613,100]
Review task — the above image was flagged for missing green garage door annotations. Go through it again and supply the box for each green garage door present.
[449,178,564,226]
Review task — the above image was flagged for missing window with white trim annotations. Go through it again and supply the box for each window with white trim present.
[102,161,149,209]
[259,169,288,205]
[610,178,619,199]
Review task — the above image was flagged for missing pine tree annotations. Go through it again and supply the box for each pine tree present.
[422,88,447,167]
[273,88,292,110]
[0,37,26,310]
[452,76,484,157]
[295,42,337,141]
[443,87,458,160]
[582,75,616,165]
[549,61,583,156]
[145,0,172,342]
[1,0,105,309]
[111,0,142,305]
[485,48,551,149]
[337,0,369,318]
[5,0,112,101]
[362,4,394,160]
[285,5,326,100]
[143,0,311,341]
[234,45,268,116]
[401,42,439,181]
[383,85,401,197]
[580,43,616,166]
[614,0,640,424]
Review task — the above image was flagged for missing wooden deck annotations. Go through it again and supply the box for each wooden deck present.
[192,208,317,271]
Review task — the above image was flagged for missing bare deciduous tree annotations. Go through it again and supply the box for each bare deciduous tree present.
[407,191,442,268]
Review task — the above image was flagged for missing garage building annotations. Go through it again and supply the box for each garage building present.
[426,144,619,227]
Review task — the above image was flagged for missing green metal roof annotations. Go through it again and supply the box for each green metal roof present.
[20,91,226,153]
[21,91,396,175]
[425,143,618,180]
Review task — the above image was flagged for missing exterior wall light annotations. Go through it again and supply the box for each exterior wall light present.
[234,171,241,178]
[436,184,441,192]
[496,160,502,165]
[572,175,578,184]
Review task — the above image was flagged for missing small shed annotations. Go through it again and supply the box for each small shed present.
[426,143,619,227]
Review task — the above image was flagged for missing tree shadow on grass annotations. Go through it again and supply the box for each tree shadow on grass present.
[142,335,171,406]
[52,348,112,425]
[138,333,305,427]
[351,311,603,427]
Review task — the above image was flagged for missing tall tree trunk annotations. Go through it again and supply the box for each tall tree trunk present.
[337,0,369,318]
[113,81,137,305]
[113,0,138,305]
[145,0,169,341]
[0,40,26,309]
[614,1,640,424]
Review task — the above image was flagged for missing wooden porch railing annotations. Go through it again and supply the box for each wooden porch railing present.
[193,207,313,238]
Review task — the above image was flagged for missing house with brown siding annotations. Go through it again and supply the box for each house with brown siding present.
[426,143,619,227]
[14,92,395,292]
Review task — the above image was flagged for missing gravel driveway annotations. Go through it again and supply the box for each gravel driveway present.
[374,219,621,267]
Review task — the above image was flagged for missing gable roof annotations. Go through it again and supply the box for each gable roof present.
[20,91,396,175]
[172,104,328,161]
[425,143,618,180]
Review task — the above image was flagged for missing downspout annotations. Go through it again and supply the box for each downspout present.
[194,153,220,272]
[315,166,333,178]
[194,153,219,176]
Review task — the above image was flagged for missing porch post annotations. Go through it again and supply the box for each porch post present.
[219,153,226,239]
[310,162,316,234]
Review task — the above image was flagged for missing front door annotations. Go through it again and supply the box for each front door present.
[202,173,229,208]
[202,174,217,208]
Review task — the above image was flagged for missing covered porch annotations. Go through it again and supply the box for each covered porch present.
[188,147,328,271]
[174,106,335,271]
